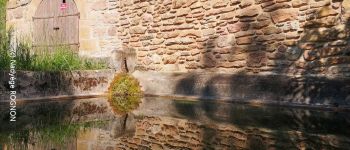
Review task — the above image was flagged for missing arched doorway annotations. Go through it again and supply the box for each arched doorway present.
[32,0,79,51]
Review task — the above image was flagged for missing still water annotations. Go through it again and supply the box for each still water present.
[0,97,350,150]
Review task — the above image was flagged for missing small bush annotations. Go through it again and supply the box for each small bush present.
[108,73,142,113]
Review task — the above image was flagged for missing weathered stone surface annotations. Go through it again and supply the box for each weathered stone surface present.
[163,55,179,64]
[271,9,298,23]
[236,6,260,18]
[6,0,350,76]
[92,0,108,11]
[0,70,115,100]
[172,0,187,9]
[317,6,338,18]
[344,0,350,12]
[130,26,148,34]
[247,52,267,67]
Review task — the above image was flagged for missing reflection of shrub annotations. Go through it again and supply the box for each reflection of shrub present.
[108,73,142,113]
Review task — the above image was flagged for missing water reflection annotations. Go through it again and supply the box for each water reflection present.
[0,97,349,150]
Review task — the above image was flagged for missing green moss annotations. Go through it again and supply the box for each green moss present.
[108,73,142,113]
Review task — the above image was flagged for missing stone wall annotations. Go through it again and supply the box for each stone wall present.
[6,0,122,57]
[0,70,115,101]
[118,0,350,76]
[6,0,350,76]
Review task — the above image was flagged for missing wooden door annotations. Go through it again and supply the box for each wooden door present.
[33,0,79,52]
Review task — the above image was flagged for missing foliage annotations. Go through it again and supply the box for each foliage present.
[0,42,109,71]
[0,0,6,32]
[0,2,108,71]
[0,0,9,69]
[0,30,11,69]
[108,73,142,113]
[29,47,108,71]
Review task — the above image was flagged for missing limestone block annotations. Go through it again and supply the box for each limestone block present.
[240,0,254,8]
[80,40,99,52]
[236,5,260,18]
[107,27,117,36]
[220,11,236,20]
[271,9,298,23]
[202,28,216,36]
[262,26,282,35]
[213,0,228,8]
[12,7,24,19]
[247,52,267,67]
[292,0,307,8]
[344,0,350,12]
[163,55,179,64]
[176,8,191,17]
[92,0,108,11]
[172,0,187,9]
[317,6,338,18]
[130,26,147,34]
[80,26,92,39]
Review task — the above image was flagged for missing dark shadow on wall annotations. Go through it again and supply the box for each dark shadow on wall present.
[0,70,112,101]
[0,71,75,100]
[174,1,350,106]
[172,1,350,149]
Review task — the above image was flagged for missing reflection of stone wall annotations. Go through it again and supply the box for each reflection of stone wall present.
[6,0,122,57]
[118,0,350,76]
[113,116,350,150]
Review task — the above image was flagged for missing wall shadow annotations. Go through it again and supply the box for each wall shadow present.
[172,1,350,149]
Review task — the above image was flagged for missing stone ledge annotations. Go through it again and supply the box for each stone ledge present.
[133,71,350,107]
[0,69,116,101]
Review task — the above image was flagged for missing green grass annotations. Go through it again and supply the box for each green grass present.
[0,0,5,32]
[0,0,9,69]
[0,1,108,71]
[0,44,109,71]
[29,47,109,71]
[0,35,109,71]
